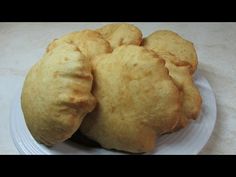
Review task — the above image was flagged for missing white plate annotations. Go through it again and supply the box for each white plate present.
[10,71,217,155]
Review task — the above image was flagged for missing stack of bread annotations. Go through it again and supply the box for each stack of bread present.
[21,24,202,153]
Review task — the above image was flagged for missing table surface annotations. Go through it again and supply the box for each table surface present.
[0,22,235,154]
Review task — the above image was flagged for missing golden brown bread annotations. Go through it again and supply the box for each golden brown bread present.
[163,53,202,129]
[142,30,198,74]
[80,45,181,153]
[96,23,142,49]
[47,30,112,59]
[21,43,96,146]
[142,30,202,129]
